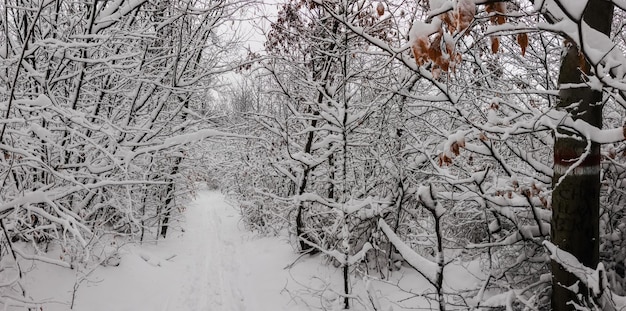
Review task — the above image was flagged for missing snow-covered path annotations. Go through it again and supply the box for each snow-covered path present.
[23,190,316,311]
[159,190,316,311]
[167,191,245,310]
[18,190,483,311]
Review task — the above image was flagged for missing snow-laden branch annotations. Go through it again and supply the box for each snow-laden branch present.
[125,129,261,164]
[541,110,626,144]
[13,248,72,269]
[538,0,626,91]
[379,218,437,283]
[94,0,149,32]
[292,192,390,215]
[544,241,626,311]
[299,237,373,266]
[417,186,446,218]
[481,108,625,144]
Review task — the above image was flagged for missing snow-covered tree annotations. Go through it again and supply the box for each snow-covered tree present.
[227,0,626,310]
[0,0,246,306]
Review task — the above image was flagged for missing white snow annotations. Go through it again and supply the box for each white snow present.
[11,190,486,311]
[378,218,438,282]
[14,191,314,311]
[409,19,441,42]
[559,0,587,21]
[126,129,258,165]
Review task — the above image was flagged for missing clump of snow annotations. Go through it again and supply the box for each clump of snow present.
[559,0,588,21]
[379,218,437,282]
[409,20,441,43]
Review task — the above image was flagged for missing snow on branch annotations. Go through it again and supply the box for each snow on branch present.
[94,0,149,32]
[291,192,390,216]
[299,238,373,266]
[542,110,626,144]
[417,185,446,218]
[543,241,626,311]
[379,218,437,282]
[481,290,517,311]
[13,247,72,269]
[467,224,548,249]
[481,108,626,144]
[538,0,626,89]
[125,129,259,164]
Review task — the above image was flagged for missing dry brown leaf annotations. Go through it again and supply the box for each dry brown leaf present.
[486,2,506,25]
[517,33,528,56]
[451,142,460,156]
[494,2,506,24]
[376,2,385,17]
[457,137,466,148]
[442,12,456,33]
[438,153,453,166]
[479,132,488,141]
[411,36,430,66]
[491,36,499,54]
[429,34,443,61]
[456,0,476,33]
[531,183,540,195]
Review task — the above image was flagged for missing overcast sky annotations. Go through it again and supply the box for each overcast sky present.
[233,0,279,53]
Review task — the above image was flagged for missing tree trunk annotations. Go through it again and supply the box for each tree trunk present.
[160,156,182,238]
[551,2,613,310]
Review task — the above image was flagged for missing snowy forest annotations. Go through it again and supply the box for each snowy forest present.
[0,0,626,310]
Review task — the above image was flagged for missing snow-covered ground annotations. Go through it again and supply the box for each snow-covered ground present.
[12,190,483,311]
[16,191,315,310]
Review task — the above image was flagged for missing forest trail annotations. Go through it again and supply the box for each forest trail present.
[20,190,478,311]
[167,191,246,310]
[23,190,308,311]
[164,190,315,311]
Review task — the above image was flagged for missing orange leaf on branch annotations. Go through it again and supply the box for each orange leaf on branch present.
[517,33,528,56]
[456,0,476,34]
[457,137,466,148]
[486,2,506,25]
[429,33,450,72]
[411,36,430,66]
[441,12,457,33]
[376,2,385,17]
[438,153,453,166]
[491,36,499,54]
[428,33,443,62]
[451,142,460,156]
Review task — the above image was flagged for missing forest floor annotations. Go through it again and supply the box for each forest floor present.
[14,189,483,310]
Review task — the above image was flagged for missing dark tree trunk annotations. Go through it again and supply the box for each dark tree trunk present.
[161,156,182,238]
[551,2,613,310]
[295,171,312,252]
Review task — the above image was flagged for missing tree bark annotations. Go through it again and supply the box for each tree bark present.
[551,2,613,310]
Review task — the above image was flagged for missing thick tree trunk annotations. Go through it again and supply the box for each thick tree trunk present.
[551,2,613,310]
